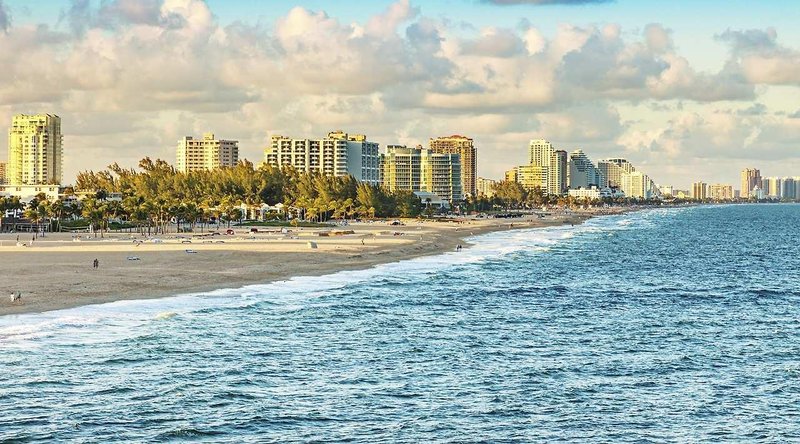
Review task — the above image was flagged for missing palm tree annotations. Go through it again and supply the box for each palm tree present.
[48,199,66,233]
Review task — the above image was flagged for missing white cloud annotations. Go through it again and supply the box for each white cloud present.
[718,28,800,85]
[0,1,797,187]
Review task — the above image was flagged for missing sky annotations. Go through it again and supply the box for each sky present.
[0,0,799,189]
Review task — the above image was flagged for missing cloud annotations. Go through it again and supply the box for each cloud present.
[717,28,800,85]
[618,109,800,164]
[0,0,797,187]
[460,27,526,57]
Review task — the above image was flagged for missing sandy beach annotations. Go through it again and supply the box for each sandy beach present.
[0,210,624,316]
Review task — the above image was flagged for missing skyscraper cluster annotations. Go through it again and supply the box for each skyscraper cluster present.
[734,168,800,200]
[686,169,800,201]
[504,139,657,199]
[261,132,475,204]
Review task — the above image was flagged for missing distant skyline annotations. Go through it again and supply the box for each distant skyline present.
[0,0,798,187]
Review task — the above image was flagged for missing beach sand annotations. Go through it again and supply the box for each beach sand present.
[0,210,620,316]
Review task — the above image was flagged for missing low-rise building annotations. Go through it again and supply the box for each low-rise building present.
[0,184,61,202]
[568,187,623,200]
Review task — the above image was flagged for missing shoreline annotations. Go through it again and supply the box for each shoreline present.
[0,209,627,317]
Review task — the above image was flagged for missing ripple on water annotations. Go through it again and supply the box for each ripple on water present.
[2,205,800,442]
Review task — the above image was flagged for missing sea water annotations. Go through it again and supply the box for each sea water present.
[1,204,799,442]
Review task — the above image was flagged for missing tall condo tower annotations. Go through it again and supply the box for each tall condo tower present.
[7,114,63,185]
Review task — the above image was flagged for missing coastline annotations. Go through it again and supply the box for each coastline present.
[0,209,626,317]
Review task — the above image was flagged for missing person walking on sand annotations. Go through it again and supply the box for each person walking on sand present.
[93,258,99,269]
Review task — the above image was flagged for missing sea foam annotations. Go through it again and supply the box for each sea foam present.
[0,211,662,348]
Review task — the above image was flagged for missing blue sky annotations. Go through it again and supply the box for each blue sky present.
[1,0,799,187]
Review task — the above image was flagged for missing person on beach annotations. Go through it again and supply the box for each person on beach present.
[93,258,99,269]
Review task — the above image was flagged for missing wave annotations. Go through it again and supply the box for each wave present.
[0,208,682,348]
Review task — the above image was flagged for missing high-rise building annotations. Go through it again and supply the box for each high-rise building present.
[176,132,238,173]
[423,150,463,204]
[330,131,380,185]
[0,161,6,184]
[380,145,463,203]
[429,135,476,197]
[765,177,782,199]
[504,168,518,183]
[380,145,422,192]
[740,168,761,199]
[621,171,650,199]
[709,184,734,200]
[550,150,568,195]
[567,150,603,189]
[780,177,796,200]
[476,177,497,198]
[526,140,566,195]
[516,165,547,191]
[529,139,553,166]
[598,158,635,188]
[7,114,63,185]
[692,182,708,200]
[263,131,380,185]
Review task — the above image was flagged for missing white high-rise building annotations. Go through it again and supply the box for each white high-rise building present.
[598,158,635,188]
[380,145,463,203]
[567,150,603,190]
[263,131,380,185]
[7,114,63,185]
[526,139,566,195]
[476,177,497,198]
[740,168,761,199]
[429,135,476,197]
[765,177,783,199]
[176,132,239,173]
[621,171,651,199]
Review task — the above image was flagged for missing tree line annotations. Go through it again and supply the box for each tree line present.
[68,158,421,235]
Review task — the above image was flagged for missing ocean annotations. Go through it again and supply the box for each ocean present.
[2,204,799,442]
